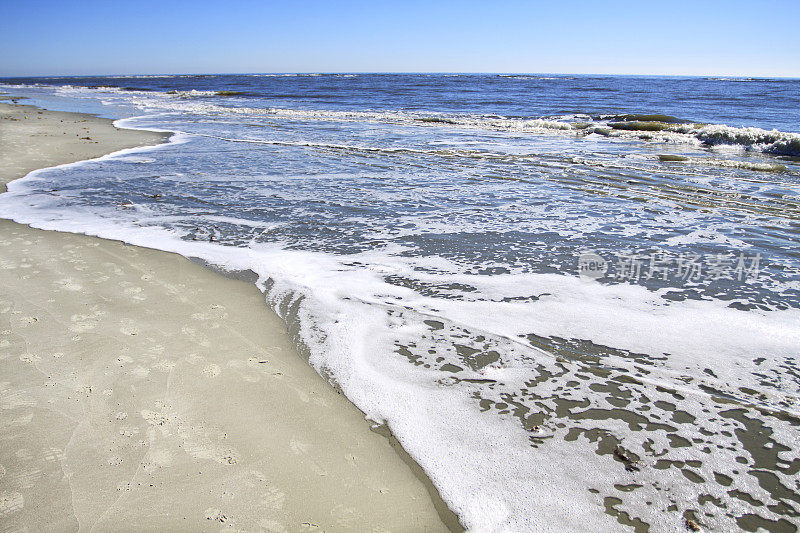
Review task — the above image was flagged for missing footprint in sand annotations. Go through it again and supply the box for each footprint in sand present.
[102,263,124,276]
[209,303,228,319]
[119,427,139,437]
[70,312,101,332]
[18,316,39,327]
[19,353,41,364]
[204,508,229,523]
[54,278,82,292]
[220,451,238,465]
[123,286,144,296]
[0,491,24,517]
[202,364,221,378]
[122,288,146,302]
[42,448,65,463]
[120,323,140,336]
[182,435,239,466]
[141,410,170,426]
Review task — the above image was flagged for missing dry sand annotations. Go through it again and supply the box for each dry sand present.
[0,101,454,532]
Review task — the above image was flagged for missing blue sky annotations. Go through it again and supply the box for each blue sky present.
[1,0,798,77]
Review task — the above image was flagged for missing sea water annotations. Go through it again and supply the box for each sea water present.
[1,74,799,531]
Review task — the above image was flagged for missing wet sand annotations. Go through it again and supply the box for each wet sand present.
[0,100,453,531]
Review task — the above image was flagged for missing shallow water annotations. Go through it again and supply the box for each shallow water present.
[1,74,799,531]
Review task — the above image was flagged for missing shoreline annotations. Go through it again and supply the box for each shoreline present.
[0,100,457,531]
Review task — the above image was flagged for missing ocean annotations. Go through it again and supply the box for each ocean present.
[1,74,799,531]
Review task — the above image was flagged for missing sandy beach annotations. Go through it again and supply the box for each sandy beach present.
[0,101,453,532]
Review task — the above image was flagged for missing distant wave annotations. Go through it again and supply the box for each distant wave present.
[168,101,800,157]
[243,73,357,78]
[497,75,577,80]
[658,154,788,172]
[165,89,253,97]
[7,81,800,157]
[704,77,779,82]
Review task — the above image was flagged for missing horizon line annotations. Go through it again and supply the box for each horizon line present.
[2,71,799,80]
